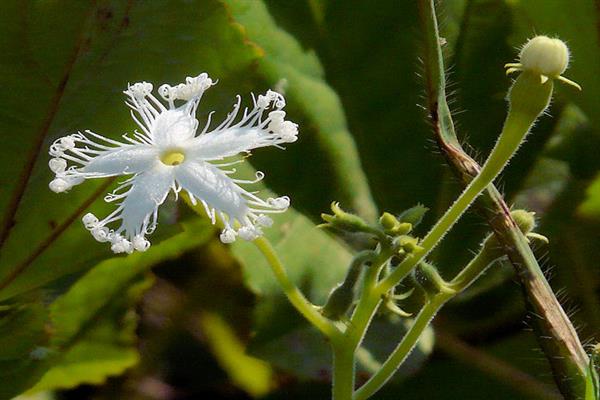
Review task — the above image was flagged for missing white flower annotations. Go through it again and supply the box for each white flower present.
[49,73,298,253]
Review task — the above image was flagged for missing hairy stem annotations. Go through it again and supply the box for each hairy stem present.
[354,232,499,399]
[417,0,589,397]
[354,294,450,400]
[332,340,356,400]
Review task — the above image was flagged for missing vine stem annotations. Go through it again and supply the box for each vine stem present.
[347,98,544,397]
[252,236,339,338]
[354,294,450,400]
[379,91,542,296]
[332,339,356,400]
[416,0,588,397]
[354,236,497,400]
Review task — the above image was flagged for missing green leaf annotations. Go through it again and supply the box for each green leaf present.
[194,312,273,397]
[585,359,599,400]
[0,302,49,400]
[26,221,212,393]
[32,342,139,392]
[579,173,600,219]
[223,0,377,220]
[0,0,261,301]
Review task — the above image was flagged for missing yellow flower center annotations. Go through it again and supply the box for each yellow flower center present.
[160,150,186,166]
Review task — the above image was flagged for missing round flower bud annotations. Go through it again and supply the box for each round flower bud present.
[511,209,536,234]
[519,36,570,77]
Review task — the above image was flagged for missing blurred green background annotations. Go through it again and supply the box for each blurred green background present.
[1,0,599,399]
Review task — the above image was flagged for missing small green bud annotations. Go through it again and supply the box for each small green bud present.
[415,261,452,296]
[321,284,355,320]
[511,209,536,234]
[510,209,549,244]
[380,212,399,230]
[379,212,412,236]
[321,250,374,320]
[396,223,412,235]
[399,204,429,227]
[398,235,423,254]
[320,202,373,234]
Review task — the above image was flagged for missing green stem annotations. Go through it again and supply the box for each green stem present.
[332,339,356,400]
[328,243,396,400]
[253,237,339,338]
[417,0,588,396]
[348,243,395,346]
[354,294,450,400]
[380,73,552,296]
[354,238,498,400]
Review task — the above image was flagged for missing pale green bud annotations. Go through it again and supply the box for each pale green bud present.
[511,209,536,234]
[520,36,569,78]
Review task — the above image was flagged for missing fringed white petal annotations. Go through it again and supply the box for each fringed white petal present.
[119,164,174,237]
[48,131,159,192]
[186,90,299,161]
[82,163,174,254]
[175,160,289,242]
[175,160,248,222]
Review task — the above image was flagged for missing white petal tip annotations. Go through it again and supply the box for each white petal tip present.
[256,215,273,228]
[49,158,67,173]
[133,235,151,252]
[238,226,262,241]
[91,227,111,242]
[125,82,154,98]
[49,178,70,193]
[220,229,237,244]
[110,236,133,254]
[268,196,290,210]
[82,213,99,229]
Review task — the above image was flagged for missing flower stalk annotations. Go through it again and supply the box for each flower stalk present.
[253,236,339,338]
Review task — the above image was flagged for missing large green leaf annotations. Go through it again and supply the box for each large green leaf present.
[222,0,377,221]
[0,302,49,400]
[25,221,213,394]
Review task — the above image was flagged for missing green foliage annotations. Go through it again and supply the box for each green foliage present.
[3,223,212,398]
[0,0,598,399]
[223,0,377,220]
[585,359,599,400]
[0,302,49,399]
